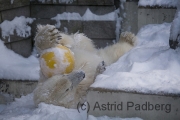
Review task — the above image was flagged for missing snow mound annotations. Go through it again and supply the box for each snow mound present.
[0,93,86,120]
[138,0,179,7]
[0,16,35,42]
[91,23,180,95]
[170,10,180,41]
[0,94,142,120]
[0,40,39,80]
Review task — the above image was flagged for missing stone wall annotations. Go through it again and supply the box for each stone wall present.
[0,0,31,57]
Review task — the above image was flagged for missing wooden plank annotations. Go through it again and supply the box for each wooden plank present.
[138,8,147,31]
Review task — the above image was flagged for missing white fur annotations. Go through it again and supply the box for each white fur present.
[34,24,136,108]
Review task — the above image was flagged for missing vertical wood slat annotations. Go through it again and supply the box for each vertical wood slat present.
[138,8,176,32]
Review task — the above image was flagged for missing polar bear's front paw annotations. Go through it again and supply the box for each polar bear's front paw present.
[96,61,106,74]
[48,27,62,43]
[35,24,62,53]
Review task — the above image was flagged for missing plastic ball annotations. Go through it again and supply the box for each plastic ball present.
[40,45,75,78]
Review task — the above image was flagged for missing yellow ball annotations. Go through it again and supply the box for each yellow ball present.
[40,45,75,78]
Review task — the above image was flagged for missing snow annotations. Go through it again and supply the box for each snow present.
[89,115,142,120]
[91,23,180,95]
[120,0,126,10]
[0,40,39,80]
[11,0,14,4]
[0,16,35,42]
[38,0,75,4]
[51,8,116,28]
[0,93,142,120]
[138,0,179,7]
[115,9,122,41]
[170,10,180,41]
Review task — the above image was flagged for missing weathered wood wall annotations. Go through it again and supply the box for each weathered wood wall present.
[0,0,117,59]
[120,0,176,34]
[30,0,116,48]
[0,0,31,57]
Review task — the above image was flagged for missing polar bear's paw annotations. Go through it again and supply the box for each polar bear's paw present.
[34,24,62,53]
[120,32,136,46]
[96,61,106,74]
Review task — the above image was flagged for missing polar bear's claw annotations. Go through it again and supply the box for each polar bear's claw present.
[35,24,63,53]
[96,61,106,74]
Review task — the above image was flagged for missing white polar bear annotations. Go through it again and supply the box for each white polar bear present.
[33,24,136,108]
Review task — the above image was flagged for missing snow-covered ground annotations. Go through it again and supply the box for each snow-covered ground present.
[92,23,180,95]
[0,40,39,80]
[0,93,142,120]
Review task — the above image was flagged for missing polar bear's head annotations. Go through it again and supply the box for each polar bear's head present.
[49,71,85,101]
[34,71,85,107]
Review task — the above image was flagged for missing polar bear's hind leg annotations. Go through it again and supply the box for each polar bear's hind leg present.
[98,32,136,65]
[120,32,136,45]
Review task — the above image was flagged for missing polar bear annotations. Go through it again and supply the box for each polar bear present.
[33,24,136,108]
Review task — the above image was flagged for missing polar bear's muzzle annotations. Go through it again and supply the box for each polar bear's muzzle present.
[68,71,85,87]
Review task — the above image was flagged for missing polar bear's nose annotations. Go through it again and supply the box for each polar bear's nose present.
[79,71,85,79]
[68,71,85,87]
[82,73,85,78]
